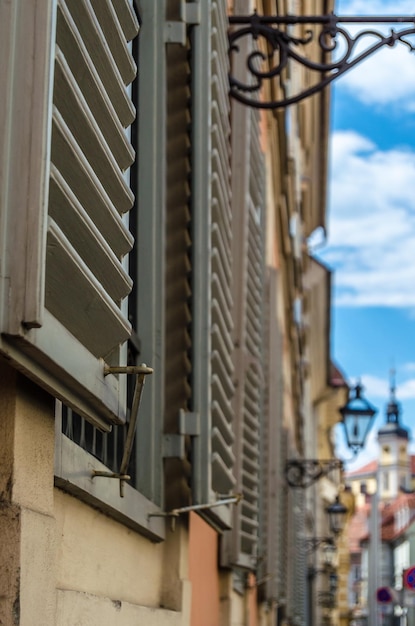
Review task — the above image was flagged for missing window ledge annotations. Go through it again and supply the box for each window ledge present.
[55,434,165,542]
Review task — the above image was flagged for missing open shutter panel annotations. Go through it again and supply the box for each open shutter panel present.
[232,104,265,566]
[1,0,139,429]
[164,31,193,510]
[48,0,136,358]
[259,268,284,602]
[210,0,236,498]
[290,489,307,625]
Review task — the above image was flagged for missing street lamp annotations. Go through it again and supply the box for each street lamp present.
[322,541,337,568]
[285,383,377,487]
[326,496,348,536]
[340,383,377,456]
[306,498,347,560]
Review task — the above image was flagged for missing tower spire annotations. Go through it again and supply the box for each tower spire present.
[390,367,396,397]
[387,367,399,424]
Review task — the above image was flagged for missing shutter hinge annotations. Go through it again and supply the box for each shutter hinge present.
[165,2,200,45]
[181,2,200,25]
[163,410,200,459]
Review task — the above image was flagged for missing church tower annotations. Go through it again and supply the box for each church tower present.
[377,371,411,502]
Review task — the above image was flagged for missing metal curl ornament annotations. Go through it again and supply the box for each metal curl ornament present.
[228,13,415,109]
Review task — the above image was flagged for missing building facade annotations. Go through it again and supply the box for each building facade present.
[0,1,342,625]
[346,383,415,626]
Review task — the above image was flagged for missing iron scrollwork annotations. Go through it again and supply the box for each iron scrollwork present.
[305,537,335,553]
[285,459,343,488]
[228,13,415,109]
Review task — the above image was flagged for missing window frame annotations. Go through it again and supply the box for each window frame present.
[54,402,165,541]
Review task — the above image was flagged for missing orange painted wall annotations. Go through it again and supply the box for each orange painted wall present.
[246,572,259,626]
[189,512,220,626]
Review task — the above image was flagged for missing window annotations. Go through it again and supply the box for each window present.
[54,0,167,536]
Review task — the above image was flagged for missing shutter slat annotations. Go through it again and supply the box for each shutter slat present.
[242,433,259,455]
[212,350,234,396]
[212,226,232,280]
[51,110,133,256]
[90,0,137,84]
[242,468,258,491]
[63,0,135,125]
[211,326,234,372]
[212,279,233,318]
[242,485,258,504]
[211,297,233,345]
[241,504,259,525]
[57,2,133,170]
[112,0,139,41]
[212,159,232,225]
[54,49,134,214]
[212,401,234,444]
[212,452,236,493]
[212,426,235,469]
[46,219,131,358]
[212,374,233,420]
[49,167,132,302]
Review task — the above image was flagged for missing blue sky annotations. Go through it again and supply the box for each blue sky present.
[314,0,415,469]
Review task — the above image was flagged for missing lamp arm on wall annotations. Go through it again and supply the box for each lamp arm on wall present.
[228,13,415,109]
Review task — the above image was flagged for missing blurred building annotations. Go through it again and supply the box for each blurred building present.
[345,382,415,626]
[0,1,344,625]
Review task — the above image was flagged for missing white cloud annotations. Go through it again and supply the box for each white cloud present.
[337,1,415,15]
[337,47,415,110]
[332,0,415,110]
[402,362,415,373]
[321,130,415,308]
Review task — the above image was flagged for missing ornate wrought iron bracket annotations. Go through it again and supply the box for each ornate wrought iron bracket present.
[305,537,335,553]
[318,591,336,608]
[228,13,415,109]
[285,459,343,488]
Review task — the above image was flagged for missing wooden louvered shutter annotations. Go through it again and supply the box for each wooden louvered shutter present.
[230,101,265,566]
[278,429,290,606]
[164,17,193,511]
[0,0,139,429]
[210,0,236,502]
[192,0,235,528]
[259,268,284,602]
[288,489,307,625]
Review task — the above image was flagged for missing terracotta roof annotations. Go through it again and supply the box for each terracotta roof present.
[357,492,415,544]
[346,455,415,480]
[330,362,348,388]
[345,459,378,478]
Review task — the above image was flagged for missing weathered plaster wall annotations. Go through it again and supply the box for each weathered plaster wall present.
[0,358,57,626]
[54,489,164,605]
[0,358,189,626]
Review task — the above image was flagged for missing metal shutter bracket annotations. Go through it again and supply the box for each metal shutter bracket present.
[92,364,153,496]
[163,409,200,459]
[148,493,243,531]
[165,1,201,45]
